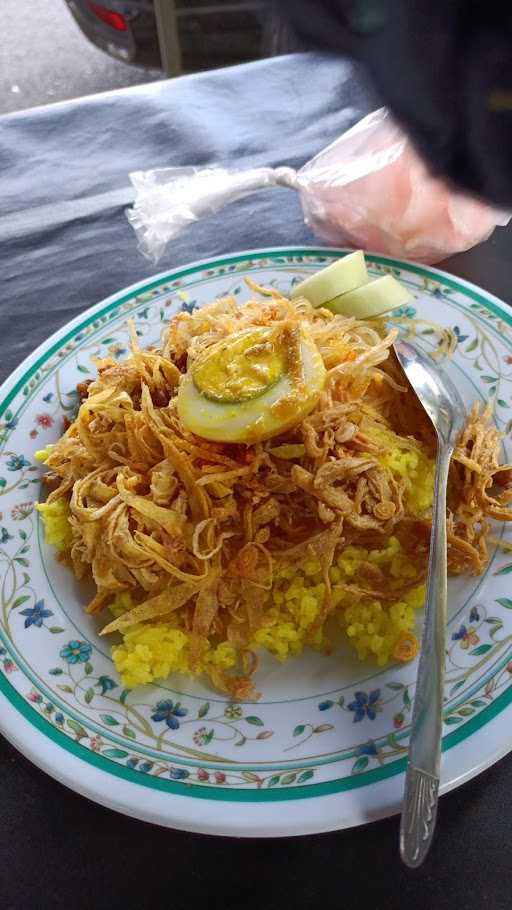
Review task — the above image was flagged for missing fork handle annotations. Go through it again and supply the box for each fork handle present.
[400,444,452,868]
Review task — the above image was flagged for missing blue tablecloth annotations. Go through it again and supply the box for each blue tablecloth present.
[1,52,511,910]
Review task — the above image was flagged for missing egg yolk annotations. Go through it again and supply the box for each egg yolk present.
[192,327,286,403]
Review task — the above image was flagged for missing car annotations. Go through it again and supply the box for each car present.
[63,0,290,75]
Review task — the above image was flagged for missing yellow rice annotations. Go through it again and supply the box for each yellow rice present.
[38,444,432,687]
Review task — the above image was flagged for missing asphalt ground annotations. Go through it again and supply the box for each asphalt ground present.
[0,0,162,115]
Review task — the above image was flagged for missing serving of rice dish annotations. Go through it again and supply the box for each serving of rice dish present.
[35,279,512,698]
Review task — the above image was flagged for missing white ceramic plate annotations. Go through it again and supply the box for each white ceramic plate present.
[1,247,512,837]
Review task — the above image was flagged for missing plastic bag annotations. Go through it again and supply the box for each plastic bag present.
[127,108,509,265]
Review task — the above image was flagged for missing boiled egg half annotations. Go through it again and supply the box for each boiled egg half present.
[177,324,325,443]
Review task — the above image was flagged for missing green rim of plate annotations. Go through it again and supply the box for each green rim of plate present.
[1,247,511,802]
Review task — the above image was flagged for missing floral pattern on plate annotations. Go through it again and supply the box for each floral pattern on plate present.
[1,249,512,808]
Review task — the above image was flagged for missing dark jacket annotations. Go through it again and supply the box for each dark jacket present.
[275,0,512,205]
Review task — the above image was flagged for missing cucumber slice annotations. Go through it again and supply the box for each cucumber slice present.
[324,275,412,319]
[291,250,368,307]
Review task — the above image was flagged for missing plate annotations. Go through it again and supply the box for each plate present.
[1,247,512,837]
